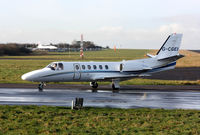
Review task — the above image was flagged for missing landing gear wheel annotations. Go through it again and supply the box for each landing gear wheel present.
[112,84,119,93]
[112,83,119,90]
[38,82,45,92]
[90,82,98,89]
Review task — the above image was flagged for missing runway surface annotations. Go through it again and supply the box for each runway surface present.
[0,88,200,109]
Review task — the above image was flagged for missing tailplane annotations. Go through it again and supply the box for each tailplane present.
[156,33,183,60]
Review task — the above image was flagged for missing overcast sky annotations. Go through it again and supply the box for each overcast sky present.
[0,0,199,49]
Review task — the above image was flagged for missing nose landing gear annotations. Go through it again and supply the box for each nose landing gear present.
[38,82,46,92]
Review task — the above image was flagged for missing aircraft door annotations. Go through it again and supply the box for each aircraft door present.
[120,63,124,72]
[73,63,81,80]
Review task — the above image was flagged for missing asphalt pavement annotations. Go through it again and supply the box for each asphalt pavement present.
[0,88,200,109]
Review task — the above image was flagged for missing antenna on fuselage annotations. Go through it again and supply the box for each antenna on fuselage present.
[80,34,84,59]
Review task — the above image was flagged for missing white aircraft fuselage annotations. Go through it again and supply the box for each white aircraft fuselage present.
[21,59,175,82]
[21,33,184,91]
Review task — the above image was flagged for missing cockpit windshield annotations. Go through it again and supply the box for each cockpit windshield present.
[47,62,64,70]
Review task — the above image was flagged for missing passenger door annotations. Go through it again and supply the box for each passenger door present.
[73,63,81,80]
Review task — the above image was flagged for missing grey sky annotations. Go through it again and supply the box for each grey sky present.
[0,0,199,49]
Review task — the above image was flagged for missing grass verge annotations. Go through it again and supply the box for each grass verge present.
[0,105,200,134]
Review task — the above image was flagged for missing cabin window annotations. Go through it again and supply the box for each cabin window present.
[53,63,57,69]
[99,65,103,70]
[82,65,85,70]
[47,63,57,70]
[93,65,97,70]
[87,65,91,70]
[58,63,64,70]
[47,62,64,70]
[76,65,79,70]
[105,65,109,70]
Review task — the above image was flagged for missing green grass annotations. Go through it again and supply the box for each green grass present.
[0,49,199,85]
[0,60,50,83]
[0,105,200,134]
[0,49,149,61]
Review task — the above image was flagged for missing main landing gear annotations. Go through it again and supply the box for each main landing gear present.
[90,79,120,92]
[90,81,98,89]
[90,82,98,92]
[38,82,46,92]
[112,79,120,93]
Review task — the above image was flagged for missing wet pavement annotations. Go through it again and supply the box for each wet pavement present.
[0,88,200,109]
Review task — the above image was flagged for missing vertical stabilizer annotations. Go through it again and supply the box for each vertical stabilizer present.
[156,33,182,60]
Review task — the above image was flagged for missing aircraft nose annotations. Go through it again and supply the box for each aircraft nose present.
[21,73,31,81]
[21,71,37,81]
[21,74,26,80]
[21,69,44,81]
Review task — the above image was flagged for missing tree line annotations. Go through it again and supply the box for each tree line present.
[0,41,109,56]
[0,43,32,56]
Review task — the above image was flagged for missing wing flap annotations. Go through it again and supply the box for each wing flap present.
[92,74,150,81]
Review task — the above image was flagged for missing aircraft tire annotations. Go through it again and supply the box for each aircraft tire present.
[38,84,44,92]
[112,84,119,90]
[90,82,98,89]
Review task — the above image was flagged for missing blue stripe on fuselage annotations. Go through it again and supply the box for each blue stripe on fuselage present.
[41,62,176,78]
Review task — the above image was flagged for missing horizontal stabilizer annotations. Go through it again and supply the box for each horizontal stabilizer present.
[146,53,156,58]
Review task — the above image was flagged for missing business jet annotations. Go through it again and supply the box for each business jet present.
[21,33,183,91]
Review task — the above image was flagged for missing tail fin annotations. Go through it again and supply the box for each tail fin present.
[156,33,183,60]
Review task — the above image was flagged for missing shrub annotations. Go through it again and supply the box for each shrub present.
[0,44,32,56]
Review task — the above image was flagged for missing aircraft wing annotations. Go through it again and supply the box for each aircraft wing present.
[92,74,150,81]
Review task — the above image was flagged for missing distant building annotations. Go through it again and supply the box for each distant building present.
[9,40,108,52]
[33,44,57,50]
